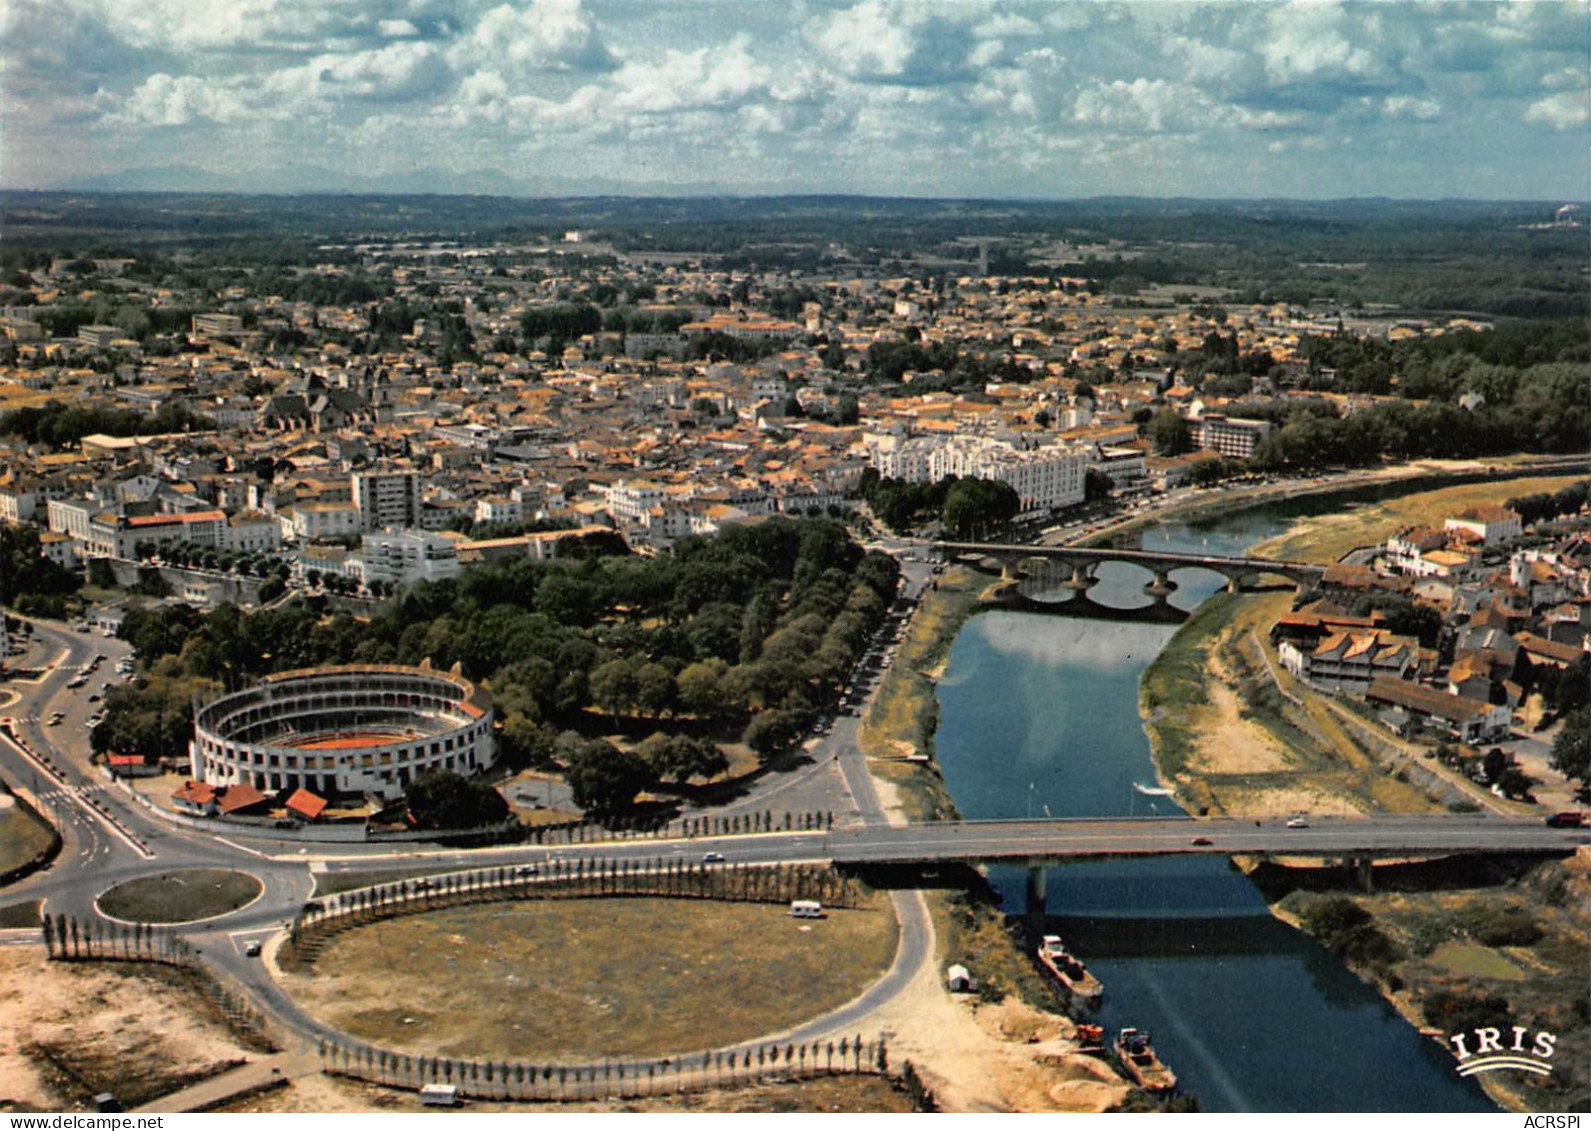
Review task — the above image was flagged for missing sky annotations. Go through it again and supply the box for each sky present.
[3,0,1588,200]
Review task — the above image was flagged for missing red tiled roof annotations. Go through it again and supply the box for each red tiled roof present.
[285,788,328,820]
[173,780,217,805]
[218,782,269,814]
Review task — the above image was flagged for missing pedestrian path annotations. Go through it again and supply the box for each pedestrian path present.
[132,1046,320,1113]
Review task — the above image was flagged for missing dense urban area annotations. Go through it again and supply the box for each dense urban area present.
[0,192,1587,1115]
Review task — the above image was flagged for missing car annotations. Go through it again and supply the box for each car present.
[88,694,100,702]
[1189,836,1213,846]
[1285,817,1309,829]
[701,851,725,864]
[243,941,262,957]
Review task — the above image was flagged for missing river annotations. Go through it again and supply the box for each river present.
[931,512,1496,1112]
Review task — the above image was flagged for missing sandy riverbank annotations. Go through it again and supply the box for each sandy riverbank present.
[1135,472,1591,1115]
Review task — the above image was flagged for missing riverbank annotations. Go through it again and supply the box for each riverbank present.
[855,570,1143,1112]
[1140,588,1442,819]
[1081,457,1585,552]
[1135,472,1590,1113]
[1266,852,1591,1114]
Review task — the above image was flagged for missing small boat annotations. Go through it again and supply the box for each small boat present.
[1036,934,1104,1009]
[1074,1022,1106,1055]
[1114,1027,1176,1093]
[1132,781,1175,797]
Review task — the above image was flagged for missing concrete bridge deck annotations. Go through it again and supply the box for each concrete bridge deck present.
[828,815,1587,865]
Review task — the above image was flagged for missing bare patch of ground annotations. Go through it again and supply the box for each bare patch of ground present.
[281,896,897,1062]
[1250,474,1586,565]
[0,947,258,1112]
[864,960,1129,1113]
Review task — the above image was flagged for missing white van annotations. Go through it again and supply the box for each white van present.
[420,1084,459,1107]
[789,900,823,919]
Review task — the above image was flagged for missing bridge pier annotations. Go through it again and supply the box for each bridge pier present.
[1061,564,1096,593]
[1143,569,1178,598]
[1025,864,1048,914]
[1345,856,1375,893]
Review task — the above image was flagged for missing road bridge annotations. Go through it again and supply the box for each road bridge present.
[934,540,1326,595]
[827,815,1586,866]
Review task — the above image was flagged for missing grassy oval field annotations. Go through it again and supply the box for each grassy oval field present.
[98,869,263,923]
[283,895,899,1061]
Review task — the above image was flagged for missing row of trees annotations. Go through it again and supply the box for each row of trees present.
[0,400,213,449]
[1506,481,1590,527]
[860,470,1021,537]
[0,524,81,615]
[104,519,901,812]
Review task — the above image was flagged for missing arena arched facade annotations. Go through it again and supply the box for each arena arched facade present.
[190,664,495,801]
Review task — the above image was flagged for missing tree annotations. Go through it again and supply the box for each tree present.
[941,478,1020,540]
[636,733,727,785]
[676,659,728,718]
[1084,468,1113,503]
[1146,408,1192,456]
[405,770,510,830]
[633,661,676,718]
[1550,707,1589,784]
[743,708,802,761]
[589,657,639,716]
[562,739,655,813]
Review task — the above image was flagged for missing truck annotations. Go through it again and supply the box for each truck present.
[1545,811,1586,828]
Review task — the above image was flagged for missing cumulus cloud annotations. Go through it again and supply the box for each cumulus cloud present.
[1382,95,1441,121]
[267,40,452,104]
[1073,78,1201,133]
[1525,89,1589,131]
[114,72,245,125]
[453,0,615,75]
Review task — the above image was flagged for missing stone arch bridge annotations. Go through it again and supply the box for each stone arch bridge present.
[933,540,1326,597]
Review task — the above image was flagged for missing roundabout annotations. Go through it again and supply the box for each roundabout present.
[96,868,265,925]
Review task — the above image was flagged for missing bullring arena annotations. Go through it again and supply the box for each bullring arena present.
[189,663,495,801]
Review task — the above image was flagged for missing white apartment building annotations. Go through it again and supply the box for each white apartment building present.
[870,435,1089,514]
[352,469,421,531]
[1195,414,1273,459]
[361,530,462,586]
[606,480,665,524]
[1445,505,1523,546]
[473,495,523,526]
[285,502,360,542]
[225,511,282,554]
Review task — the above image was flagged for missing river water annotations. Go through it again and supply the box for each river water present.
[932,513,1495,1112]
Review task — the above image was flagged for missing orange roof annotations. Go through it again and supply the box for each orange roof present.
[125,510,226,527]
[218,782,269,814]
[285,788,328,820]
[172,780,217,805]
